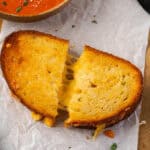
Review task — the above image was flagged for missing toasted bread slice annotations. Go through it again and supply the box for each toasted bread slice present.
[65,46,143,127]
[1,30,69,125]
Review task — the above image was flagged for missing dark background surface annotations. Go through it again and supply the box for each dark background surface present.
[138,0,150,13]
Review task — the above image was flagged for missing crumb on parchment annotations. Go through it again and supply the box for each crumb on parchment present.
[139,120,147,126]
[103,130,115,139]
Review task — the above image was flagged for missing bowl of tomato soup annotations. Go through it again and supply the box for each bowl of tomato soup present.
[0,0,69,22]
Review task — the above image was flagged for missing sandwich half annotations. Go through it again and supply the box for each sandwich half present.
[1,30,69,126]
[65,46,143,127]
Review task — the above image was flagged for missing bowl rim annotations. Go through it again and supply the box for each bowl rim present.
[0,0,69,21]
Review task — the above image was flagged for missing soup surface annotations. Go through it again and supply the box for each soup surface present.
[0,0,65,16]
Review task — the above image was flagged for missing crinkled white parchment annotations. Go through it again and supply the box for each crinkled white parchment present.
[0,0,150,150]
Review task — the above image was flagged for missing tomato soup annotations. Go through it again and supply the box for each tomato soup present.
[0,0,65,16]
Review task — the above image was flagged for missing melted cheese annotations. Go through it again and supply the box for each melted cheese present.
[93,124,106,140]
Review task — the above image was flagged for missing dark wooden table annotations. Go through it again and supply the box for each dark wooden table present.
[138,33,150,150]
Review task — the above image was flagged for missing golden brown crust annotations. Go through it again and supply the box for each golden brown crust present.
[2,30,69,44]
[65,97,141,128]
[65,46,143,128]
[1,30,69,121]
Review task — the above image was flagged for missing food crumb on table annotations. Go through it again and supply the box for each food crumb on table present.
[103,130,115,139]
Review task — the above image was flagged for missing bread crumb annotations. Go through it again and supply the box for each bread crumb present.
[31,112,43,121]
[103,130,115,138]
[43,117,54,127]
[139,120,147,126]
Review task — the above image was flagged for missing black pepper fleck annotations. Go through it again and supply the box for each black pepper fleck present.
[92,20,98,24]
[72,25,76,28]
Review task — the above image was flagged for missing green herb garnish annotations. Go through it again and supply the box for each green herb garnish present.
[110,143,117,150]
[2,1,7,6]
[16,6,22,13]
[23,0,28,6]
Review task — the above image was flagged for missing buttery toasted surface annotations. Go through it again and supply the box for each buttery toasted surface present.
[65,46,143,127]
[1,30,69,124]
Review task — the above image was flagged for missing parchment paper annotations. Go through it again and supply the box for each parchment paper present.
[0,0,150,150]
